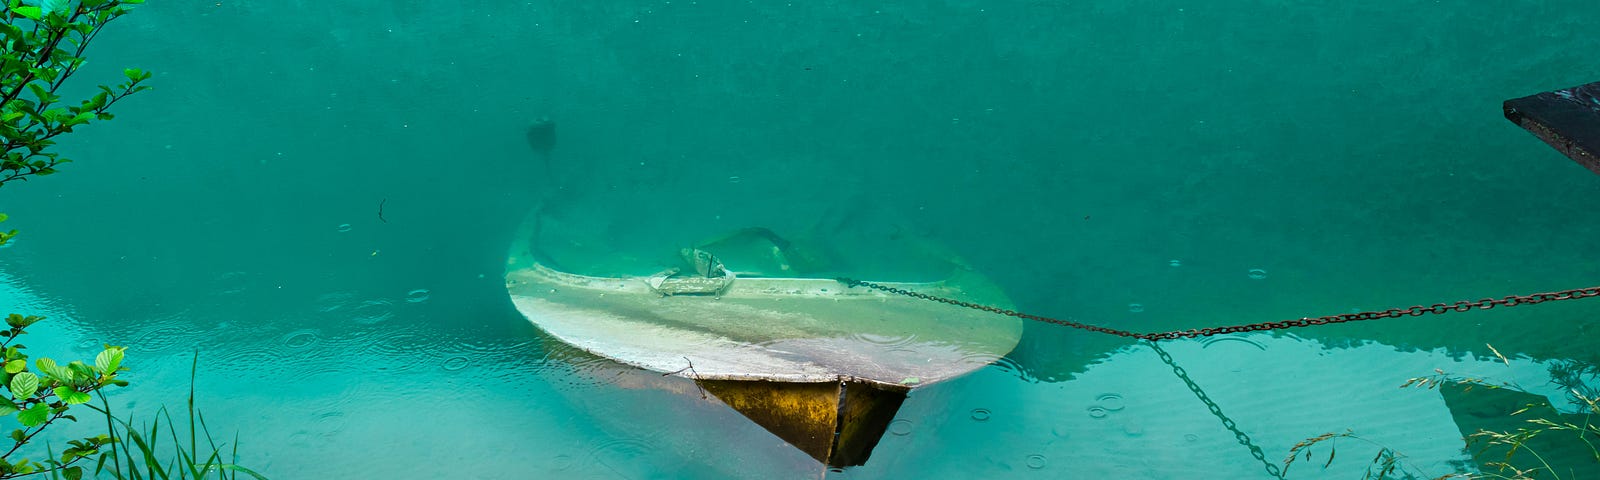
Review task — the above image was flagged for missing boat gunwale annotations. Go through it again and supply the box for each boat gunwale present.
[510,262,967,300]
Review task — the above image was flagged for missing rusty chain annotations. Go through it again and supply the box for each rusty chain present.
[835,278,1600,341]
[1147,341,1283,478]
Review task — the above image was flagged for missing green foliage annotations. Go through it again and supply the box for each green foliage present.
[1285,345,1600,479]
[1283,430,1442,480]
[1463,391,1600,480]
[0,315,128,478]
[1,0,150,250]
[0,3,256,479]
[1,0,149,190]
[0,212,13,248]
[0,319,265,480]
[85,356,266,480]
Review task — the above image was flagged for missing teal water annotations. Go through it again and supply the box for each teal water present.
[3,1,1600,478]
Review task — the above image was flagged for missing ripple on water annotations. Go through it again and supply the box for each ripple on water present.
[986,356,1033,381]
[1087,406,1109,419]
[850,332,917,348]
[74,337,103,353]
[1026,454,1048,469]
[404,288,431,303]
[1202,336,1267,351]
[287,430,313,446]
[589,437,655,464]
[336,223,352,233]
[442,356,470,371]
[134,323,194,353]
[970,408,992,422]
[351,299,395,325]
[556,355,629,388]
[1096,393,1126,411]
[888,419,913,436]
[551,454,575,471]
[316,291,358,313]
[1122,421,1145,437]
[316,410,348,438]
[1247,268,1268,280]
[959,351,1004,368]
[452,339,535,371]
[369,329,431,358]
[282,329,320,349]
[211,346,280,374]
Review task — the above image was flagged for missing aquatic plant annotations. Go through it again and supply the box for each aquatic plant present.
[0,3,145,476]
[0,2,262,478]
[1284,345,1600,479]
[0,316,262,479]
[0,0,151,245]
[82,356,265,480]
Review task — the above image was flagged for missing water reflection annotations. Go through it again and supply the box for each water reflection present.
[8,232,1598,478]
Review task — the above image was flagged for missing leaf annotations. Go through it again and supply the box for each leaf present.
[35,357,70,380]
[66,361,93,380]
[0,402,17,417]
[26,83,51,104]
[95,348,123,373]
[9,371,38,399]
[53,386,88,404]
[4,313,40,328]
[12,6,41,20]
[16,403,48,427]
[1478,342,1504,366]
[3,359,23,374]
[122,68,143,82]
[219,464,271,480]
[62,466,81,480]
[40,0,68,15]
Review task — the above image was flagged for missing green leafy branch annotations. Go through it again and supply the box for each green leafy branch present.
[0,313,128,479]
[1,0,149,190]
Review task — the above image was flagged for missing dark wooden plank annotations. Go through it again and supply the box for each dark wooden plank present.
[1504,81,1600,173]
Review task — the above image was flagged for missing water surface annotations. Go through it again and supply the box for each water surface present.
[2,1,1600,478]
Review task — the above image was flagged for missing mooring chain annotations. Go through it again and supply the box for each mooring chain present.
[834,278,1600,341]
[1148,341,1284,478]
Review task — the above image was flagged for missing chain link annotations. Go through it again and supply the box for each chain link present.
[1148,341,1283,478]
[835,278,1600,341]
[829,278,1600,478]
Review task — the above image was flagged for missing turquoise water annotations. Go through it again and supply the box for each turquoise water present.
[3,1,1600,478]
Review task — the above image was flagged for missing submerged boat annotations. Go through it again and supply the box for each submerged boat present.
[505,204,1023,467]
